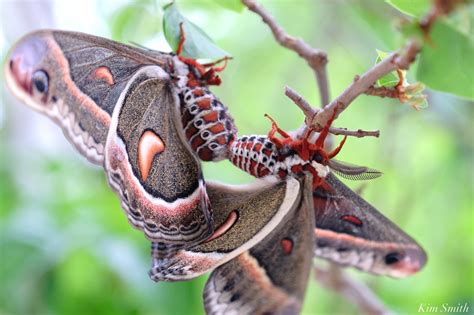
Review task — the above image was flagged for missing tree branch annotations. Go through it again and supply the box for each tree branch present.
[329,127,380,138]
[285,86,316,124]
[309,40,420,129]
[242,0,330,106]
[315,265,393,315]
[285,86,379,138]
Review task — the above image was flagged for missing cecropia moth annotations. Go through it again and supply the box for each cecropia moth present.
[5,30,236,254]
[228,115,427,278]
[5,30,426,315]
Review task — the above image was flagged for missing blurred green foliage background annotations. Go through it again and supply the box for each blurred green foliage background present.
[0,1,472,314]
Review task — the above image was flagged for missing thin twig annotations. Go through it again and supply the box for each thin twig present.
[315,265,393,315]
[285,86,379,138]
[329,127,380,138]
[285,86,316,124]
[309,40,421,129]
[242,0,330,106]
[364,86,403,99]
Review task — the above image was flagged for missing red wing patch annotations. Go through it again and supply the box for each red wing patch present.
[91,66,114,85]
[340,215,363,227]
[280,238,294,255]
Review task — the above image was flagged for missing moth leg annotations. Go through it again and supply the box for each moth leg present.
[298,127,318,161]
[265,114,292,148]
[176,23,226,86]
[176,23,208,77]
[200,57,231,85]
[328,135,347,159]
[200,69,221,85]
[201,56,231,72]
[176,23,186,56]
[312,109,337,149]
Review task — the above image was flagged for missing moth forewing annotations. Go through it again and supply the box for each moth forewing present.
[104,65,213,250]
[314,173,427,278]
[5,30,113,164]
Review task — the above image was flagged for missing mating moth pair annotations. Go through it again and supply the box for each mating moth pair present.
[5,30,426,314]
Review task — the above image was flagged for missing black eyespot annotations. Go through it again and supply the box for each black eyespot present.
[230,293,240,302]
[223,280,235,291]
[32,70,49,93]
[385,252,402,265]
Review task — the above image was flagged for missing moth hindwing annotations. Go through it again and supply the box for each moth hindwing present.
[204,173,315,315]
[149,175,305,281]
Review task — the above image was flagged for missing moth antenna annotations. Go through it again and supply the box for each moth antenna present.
[328,159,383,180]
[201,56,232,72]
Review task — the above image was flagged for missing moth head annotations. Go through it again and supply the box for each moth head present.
[5,31,57,114]
[311,148,329,166]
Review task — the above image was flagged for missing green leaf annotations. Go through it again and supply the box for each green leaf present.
[417,20,474,100]
[385,0,431,18]
[375,49,401,87]
[162,2,230,59]
[214,0,245,13]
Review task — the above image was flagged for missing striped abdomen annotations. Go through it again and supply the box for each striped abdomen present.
[229,135,279,178]
[180,86,237,161]
[229,135,331,184]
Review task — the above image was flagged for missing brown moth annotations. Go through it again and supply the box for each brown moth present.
[228,117,427,278]
[5,29,427,315]
[4,30,237,252]
[203,174,314,315]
